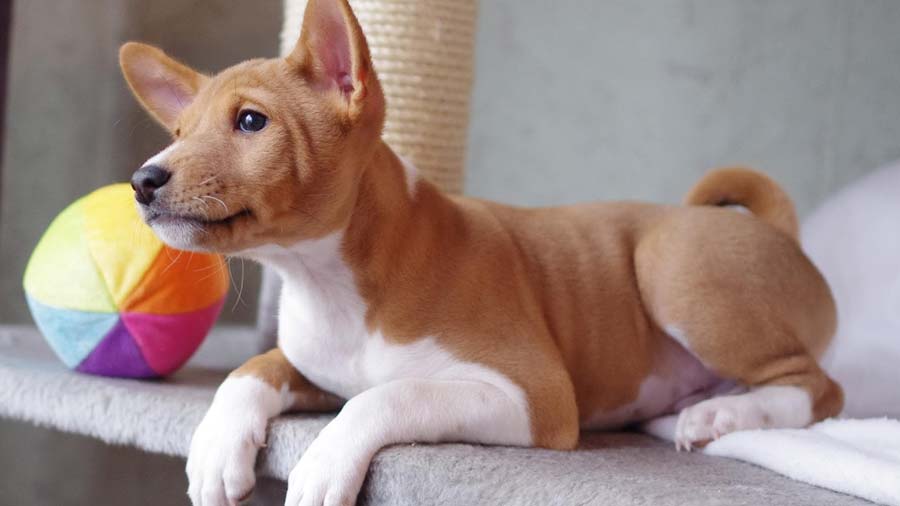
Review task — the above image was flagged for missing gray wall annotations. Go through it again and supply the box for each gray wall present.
[466,0,900,215]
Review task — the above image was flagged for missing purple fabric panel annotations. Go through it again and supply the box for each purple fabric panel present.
[75,318,157,378]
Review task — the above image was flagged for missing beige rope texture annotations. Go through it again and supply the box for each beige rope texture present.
[280,0,477,194]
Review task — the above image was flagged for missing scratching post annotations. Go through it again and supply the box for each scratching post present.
[280,0,477,193]
[257,0,479,348]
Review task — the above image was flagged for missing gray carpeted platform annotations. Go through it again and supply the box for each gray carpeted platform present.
[0,325,869,505]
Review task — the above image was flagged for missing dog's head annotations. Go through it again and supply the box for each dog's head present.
[119,0,384,253]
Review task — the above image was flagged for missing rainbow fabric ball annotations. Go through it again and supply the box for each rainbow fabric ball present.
[23,184,229,378]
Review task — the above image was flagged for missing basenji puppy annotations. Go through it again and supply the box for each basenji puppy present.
[119,1,842,504]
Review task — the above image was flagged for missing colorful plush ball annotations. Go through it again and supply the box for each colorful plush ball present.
[23,184,229,378]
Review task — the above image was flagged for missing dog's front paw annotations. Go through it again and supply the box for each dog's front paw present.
[187,378,273,506]
[284,429,372,506]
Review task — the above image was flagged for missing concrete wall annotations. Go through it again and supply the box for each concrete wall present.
[466,0,900,215]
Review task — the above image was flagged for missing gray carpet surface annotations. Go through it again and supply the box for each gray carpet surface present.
[0,325,870,505]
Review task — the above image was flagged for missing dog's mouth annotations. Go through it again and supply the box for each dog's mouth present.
[145,208,253,228]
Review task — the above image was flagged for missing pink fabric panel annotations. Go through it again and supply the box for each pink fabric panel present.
[122,299,224,375]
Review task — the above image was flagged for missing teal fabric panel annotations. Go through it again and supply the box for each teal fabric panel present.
[25,295,119,368]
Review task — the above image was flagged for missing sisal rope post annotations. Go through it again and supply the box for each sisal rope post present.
[280,0,478,194]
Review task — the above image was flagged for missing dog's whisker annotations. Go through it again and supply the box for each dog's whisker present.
[230,257,247,312]
[192,196,212,221]
[195,257,230,283]
[198,174,220,186]
[201,195,229,214]
[161,247,184,275]
[192,260,228,272]
[223,257,247,312]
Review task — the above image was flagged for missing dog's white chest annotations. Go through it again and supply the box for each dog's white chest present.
[277,305,370,398]
[277,308,466,399]
[256,233,472,400]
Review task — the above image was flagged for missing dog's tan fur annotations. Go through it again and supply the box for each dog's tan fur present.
[232,349,344,413]
[121,0,841,452]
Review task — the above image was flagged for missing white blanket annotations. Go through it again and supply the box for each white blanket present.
[707,418,900,505]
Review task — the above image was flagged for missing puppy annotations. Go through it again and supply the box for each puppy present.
[119,1,842,504]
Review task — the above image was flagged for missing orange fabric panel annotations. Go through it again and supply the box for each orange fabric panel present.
[120,246,229,315]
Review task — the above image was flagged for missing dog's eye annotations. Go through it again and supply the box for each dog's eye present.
[236,110,267,133]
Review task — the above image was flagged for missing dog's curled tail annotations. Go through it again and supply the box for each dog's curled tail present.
[684,167,799,240]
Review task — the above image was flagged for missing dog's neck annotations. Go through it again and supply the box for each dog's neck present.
[246,141,458,311]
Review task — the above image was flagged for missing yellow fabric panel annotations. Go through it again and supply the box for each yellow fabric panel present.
[23,197,117,313]
[81,184,163,307]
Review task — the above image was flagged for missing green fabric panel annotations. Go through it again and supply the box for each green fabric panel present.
[22,197,117,313]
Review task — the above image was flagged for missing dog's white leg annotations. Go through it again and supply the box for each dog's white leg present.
[187,376,291,506]
[187,349,341,506]
[284,378,532,506]
[673,385,813,451]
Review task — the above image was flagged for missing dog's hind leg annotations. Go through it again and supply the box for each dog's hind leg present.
[644,314,843,450]
[640,320,843,450]
[634,211,843,449]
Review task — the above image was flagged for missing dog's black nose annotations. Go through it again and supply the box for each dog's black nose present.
[131,165,171,205]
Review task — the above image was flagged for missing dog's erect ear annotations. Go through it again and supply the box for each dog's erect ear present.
[119,42,206,131]
[289,0,378,118]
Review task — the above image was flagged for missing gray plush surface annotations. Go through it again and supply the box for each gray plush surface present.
[0,325,869,506]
